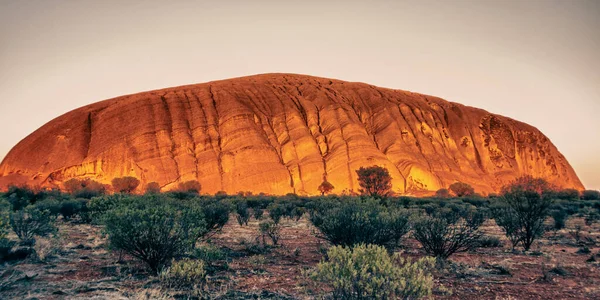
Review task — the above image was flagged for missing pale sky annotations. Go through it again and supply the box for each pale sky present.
[0,0,599,190]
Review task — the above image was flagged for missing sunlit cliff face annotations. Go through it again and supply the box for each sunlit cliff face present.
[0,74,584,195]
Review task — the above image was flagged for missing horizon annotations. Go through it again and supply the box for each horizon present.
[1,0,598,190]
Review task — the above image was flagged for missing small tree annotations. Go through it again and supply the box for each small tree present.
[111,177,140,194]
[103,204,207,274]
[449,182,474,197]
[582,190,600,200]
[235,201,250,226]
[177,180,202,194]
[311,244,435,299]
[496,176,555,251]
[435,188,450,198]
[356,166,392,198]
[145,182,161,194]
[413,209,486,259]
[318,180,335,196]
[10,207,57,246]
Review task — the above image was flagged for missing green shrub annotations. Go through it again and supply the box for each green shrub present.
[309,198,410,250]
[60,200,82,220]
[9,207,57,246]
[193,244,227,264]
[198,199,230,234]
[159,259,207,291]
[311,244,435,299]
[582,190,600,200]
[495,177,554,251]
[413,210,486,259]
[477,235,502,248]
[34,199,62,217]
[551,209,568,232]
[252,208,264,220]
[267,203,285,224]
[449,182,475,197]
[235,201,250,226]
[103,204,207,274]
[259,220,281,245]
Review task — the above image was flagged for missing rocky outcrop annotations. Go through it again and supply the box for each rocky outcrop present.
[0,74,584,195]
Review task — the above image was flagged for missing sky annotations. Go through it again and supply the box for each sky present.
[0,0,599,190]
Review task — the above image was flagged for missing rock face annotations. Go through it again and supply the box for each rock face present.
[0,74,584,195]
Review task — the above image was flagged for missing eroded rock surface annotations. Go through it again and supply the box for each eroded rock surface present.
[0,74,584,195]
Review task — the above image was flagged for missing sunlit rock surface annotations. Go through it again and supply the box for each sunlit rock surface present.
[0,74,584,195]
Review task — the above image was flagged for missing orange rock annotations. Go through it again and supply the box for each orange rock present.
[0,74,584,195]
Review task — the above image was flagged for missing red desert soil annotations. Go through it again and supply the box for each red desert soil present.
[1,216,600,299]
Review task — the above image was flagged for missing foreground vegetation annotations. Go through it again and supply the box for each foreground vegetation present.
[1,172,600,298]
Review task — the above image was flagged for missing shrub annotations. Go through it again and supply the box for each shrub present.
[551,209,568,232]
[318,180,335,196]
[449,182,475,197]
[9,207,57,246]
[198,199,230,234]
[34,199,62,217]
[582,190,600,200]
[193,245,227,264]
[252,208,264,220]
[235,201,250,226]
[60,200,82,220]
[111,176,141,194]
[556,189,580,200]
[177,180,202,194]
[259,220,281,245]
[310,244,435,299]
[477,235,502,248]
[145,182,161,194]
[267,203,285,224]
[5,185,36,210]
[103,204,207,274]
[413,210,486,259]
[435,189,450,198]
[309,198,410,250]
[495,176,554,251]
[64,178,107,199]
[356,166,393,198]
[159,259,207,291]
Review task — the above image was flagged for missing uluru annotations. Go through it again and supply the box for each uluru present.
[0,73,584,195]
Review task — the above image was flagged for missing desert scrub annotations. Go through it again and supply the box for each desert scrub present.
[159,259,207,291]
[309,198,410,250]
[9,206,57,246]
[259,220,281,245]
[413,209,486,259]
[311,244,435,299]
[103,204,208,274]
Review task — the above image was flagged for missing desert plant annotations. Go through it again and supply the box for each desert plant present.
[318,180,335,196]
[551,209,568,233]
[309,198,410,250]
[413,210,486,259]
[477,235,502,248]
[144,182,162,194]
[159,259,207,291]
[252,208,264,220]
[235,201,250,226]
[435,188,450,198]
[492,206,522,250]
[64,178,107,199]
[198,199,230,234]
[496,176,555,251]
[34,199,62,217]
[556,189,580,200]
[177,180,202,194]
[449,182,475,197]
[103,204,208,274]
[267,203,285,224]
[111,176,141,194]
[582,190,600,200]
[9,207,57,246]
[356,166,393,199]
[259,220,281,245]
[60,200,82,220]
[310,244,435,299]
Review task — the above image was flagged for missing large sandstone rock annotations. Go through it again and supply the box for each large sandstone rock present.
[0,74,584,195]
